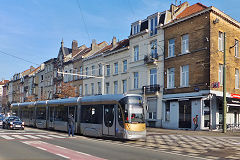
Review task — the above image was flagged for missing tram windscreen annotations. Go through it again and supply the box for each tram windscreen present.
[121,96,144,123]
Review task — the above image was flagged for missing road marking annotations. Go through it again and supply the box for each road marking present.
[35,135,53,139]
[0,135,15,140]
[48,134,66,138]
[0,132,47,135]
[36,147,47,151]
[22,141,106,160]
[11,135,28,139]
[24,135,41,139]
[56,154,70,159]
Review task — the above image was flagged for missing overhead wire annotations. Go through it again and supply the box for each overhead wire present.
[0,49,39,66]
[76,0,91,44]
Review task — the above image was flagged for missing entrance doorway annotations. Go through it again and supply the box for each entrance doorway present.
[179,100,191,128]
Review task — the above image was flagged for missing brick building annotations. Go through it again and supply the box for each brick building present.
[162,3,240,130]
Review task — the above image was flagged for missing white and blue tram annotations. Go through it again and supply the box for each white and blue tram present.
[11,94,146,140]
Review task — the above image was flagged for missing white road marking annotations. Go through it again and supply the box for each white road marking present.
[24,135,41,139]
[12,135,28,139]
[48,134,66,138]
[56,154,70,159]
[0,132,47,135]
[35,135,53,139]
[0,135,15,140]
[36,147,47,151]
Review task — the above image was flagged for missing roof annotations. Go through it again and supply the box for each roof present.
[63,47,72,55]
[176,3,208,19]
[111,39,129,52]
[0,80,9,85]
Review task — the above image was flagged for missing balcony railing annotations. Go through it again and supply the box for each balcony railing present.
[144,54,158,64]
[142,84,160,94]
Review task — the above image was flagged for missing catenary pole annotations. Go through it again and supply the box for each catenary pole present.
[223,32,227,133]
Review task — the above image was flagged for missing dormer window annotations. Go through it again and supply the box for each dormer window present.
[132,22,141,35]
[150,16,158,36]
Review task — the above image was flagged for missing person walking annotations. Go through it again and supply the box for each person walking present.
[68,114,75,137]
[193,115,199,131]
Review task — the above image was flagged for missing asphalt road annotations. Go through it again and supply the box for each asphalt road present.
[0,127,205,160]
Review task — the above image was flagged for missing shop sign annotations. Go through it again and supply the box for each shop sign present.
[231,93,240,99]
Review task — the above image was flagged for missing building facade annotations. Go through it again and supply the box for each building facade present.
[163,3,240,130]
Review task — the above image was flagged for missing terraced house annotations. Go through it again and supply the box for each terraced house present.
[128,2,189,127]
[163,2,240,130]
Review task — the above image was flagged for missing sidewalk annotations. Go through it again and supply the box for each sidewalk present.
[147,127,240,137]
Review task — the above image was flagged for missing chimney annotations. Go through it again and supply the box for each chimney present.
[91,39,97,50]
[112,36,117,47]
[72,40,78,57]
[61,38,64,48]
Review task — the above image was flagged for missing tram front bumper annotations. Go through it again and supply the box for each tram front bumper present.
[124,130,146,140]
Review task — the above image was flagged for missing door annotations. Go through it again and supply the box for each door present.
[179,100,191,128]
[103,104,115,136]
[48,106,54,128]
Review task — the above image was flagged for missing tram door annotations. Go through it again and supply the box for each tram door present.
[103,104,115,136]
[48,106,54,128]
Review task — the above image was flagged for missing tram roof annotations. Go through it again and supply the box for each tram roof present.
[80,94,141,103]
[46,97,79,106]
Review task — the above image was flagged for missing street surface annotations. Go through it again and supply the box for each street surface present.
[0,127,239,160]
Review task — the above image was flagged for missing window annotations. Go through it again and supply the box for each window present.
[106,82,110,94]
[98,64,102,76]
[91,83,94,95]
[150,68,157,85]
[149,112,157,119]
[133,24,140,34]
[235,69,239,89]
[114,81,118,94]
[165,101,170,121]
[167,68,175,88]
[168,39,175,57]
[123,60,127,73]
[79,85,82,96]
[106,65,110,76]
[92,65,95,75]
[150,40,157,58]
[150,16,158,36]
[180,65,189,87]
[134,46,139,61]
[219,64,223,86]
[122,80,127,93]
[235,39,239,57]
[80,66,83,79]
[114,62,118,75]
[41,75,44,82]
[181,34,189,54]
[74,68,78,80]
[98,82,101,94]
[85,67,88,76]
[85,84,88,95]
[134,72,139,89]
[218,31,224,51]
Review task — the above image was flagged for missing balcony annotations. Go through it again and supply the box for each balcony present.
[53,76,62,82]
[142,84,160,94]
[144,54,158,65]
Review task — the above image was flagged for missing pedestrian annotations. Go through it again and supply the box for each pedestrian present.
[193,115,198,131]
[68,114,75,137]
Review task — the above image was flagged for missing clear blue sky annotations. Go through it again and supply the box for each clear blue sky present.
[0,0,238,80]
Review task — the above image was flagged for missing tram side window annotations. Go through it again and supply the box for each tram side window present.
[81,105,102,124]
[36,107,46,120]
[118,105,124,128]
[54,105,68,121]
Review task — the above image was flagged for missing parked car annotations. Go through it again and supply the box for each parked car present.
[3,116,24,130]
[0,115,4,127]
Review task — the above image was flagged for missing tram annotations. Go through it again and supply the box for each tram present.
[11,94,146,140]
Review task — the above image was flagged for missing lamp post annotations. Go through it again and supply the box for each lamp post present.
[223,32,227,133]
